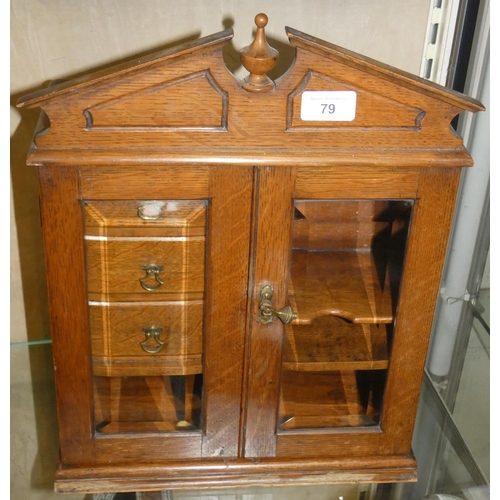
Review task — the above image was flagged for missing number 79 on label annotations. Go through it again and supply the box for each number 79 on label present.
[300,91,357,122]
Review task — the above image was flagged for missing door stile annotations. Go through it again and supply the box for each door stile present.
[201,165,254,458]
[38,165,95,463]
[243,165,297,458]
[380,167,461,455]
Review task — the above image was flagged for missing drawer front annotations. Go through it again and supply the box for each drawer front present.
[85,237,205,299]
[84,200,207,237]
[90,302,203,377]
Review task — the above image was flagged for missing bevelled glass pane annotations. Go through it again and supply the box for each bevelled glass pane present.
[278,199,412,431]
[83,200,207,434]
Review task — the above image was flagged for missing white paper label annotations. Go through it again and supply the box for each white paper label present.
[300,91,357,121]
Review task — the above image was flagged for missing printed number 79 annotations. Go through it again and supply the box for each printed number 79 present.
[321,103,336,114]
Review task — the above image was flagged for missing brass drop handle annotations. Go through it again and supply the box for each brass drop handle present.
[258,285,296,325]
[140,325,165,353]
[140,263,164,291]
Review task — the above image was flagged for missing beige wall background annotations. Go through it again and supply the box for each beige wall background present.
[10,1,431,499]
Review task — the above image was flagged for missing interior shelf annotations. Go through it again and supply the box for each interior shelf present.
[278,370,385,431]
[283,317,390,372]
[282,248,394,372]
[288,249,394,325]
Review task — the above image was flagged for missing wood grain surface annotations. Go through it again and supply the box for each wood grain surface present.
[90,301,204,377]
[84,199,207,236]
[80,165,210,200]
[85,237,205,297]
[242,165,296,458]
[201,165,253,458]
[53,455,417,493]
[283,320,389,372]
[289,250,393,324]
[380,167,462,456]
[19,26,482,164]
[37,165,95,464]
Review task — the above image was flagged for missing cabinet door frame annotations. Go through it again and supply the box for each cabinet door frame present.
[243,165,461,460]
[39,164,253,464]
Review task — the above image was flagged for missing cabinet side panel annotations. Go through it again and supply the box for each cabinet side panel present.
[243,166,296,458]
[380,167,461,454]
[38,165,94,463]
[201,165,254,458]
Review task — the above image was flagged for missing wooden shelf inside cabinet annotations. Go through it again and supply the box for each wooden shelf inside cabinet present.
[288,250,394,325]
[284,249,393,372]
[278,370,384,430]
[283,318,390,372]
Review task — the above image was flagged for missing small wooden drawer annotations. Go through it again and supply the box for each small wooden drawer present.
[90,301,204,377]
[85,237,205,300]
[84,200,207,237]
[84,200,207,300]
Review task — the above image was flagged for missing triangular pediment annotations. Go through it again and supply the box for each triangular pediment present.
[17,20,484,168]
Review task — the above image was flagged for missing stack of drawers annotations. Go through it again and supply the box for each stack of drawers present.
[83,199,207,433]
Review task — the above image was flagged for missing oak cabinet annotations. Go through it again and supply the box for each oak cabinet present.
[17,14,483,494]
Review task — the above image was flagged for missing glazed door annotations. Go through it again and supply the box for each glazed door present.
[243,165,459,461]
[40,164,253,465]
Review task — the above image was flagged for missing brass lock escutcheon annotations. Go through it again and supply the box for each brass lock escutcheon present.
[140,263,164,291]
[140,325,165,353]
[258,284,296,325]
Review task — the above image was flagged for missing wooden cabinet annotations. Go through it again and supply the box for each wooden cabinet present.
[17,13,483,495]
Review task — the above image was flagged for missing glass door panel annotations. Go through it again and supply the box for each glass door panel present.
[278,199,412,431]
[83,199,207,434]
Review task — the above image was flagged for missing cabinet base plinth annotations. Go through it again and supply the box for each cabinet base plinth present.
[55,456,417,494]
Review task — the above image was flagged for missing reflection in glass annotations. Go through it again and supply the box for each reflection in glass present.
[279,200,412,430]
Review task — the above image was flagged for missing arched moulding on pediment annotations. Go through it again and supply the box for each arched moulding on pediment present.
[83,69,228,132]
[286,70,425,132]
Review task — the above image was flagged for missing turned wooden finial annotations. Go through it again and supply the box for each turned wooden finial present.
[240,13,279,92]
